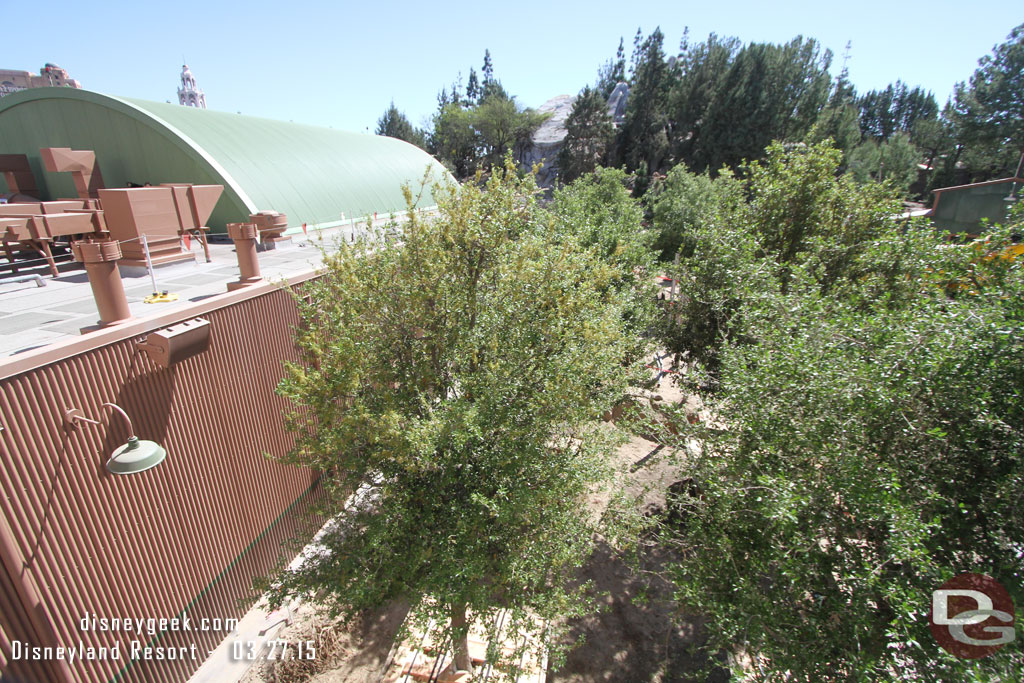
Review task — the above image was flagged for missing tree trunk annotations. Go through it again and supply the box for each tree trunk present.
[449,601,474,674]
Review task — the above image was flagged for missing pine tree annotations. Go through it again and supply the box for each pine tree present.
[621,27,671,174]
[953,22,1024,178]
[668,32,740,166]
[694,37,831,173]
[558,86,614,181]
[596,38,627,98]
[465,67,479,106]
[482,49,494,86]
[375,101,426,149]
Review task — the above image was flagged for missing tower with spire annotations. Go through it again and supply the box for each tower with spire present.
[177,64,206,109]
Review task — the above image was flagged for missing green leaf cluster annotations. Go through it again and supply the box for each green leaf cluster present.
[557,86,615,182]
[659,142,1024,679]
[270,160,647,666]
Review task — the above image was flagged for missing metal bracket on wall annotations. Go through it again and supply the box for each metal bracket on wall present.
[135,317,211,368]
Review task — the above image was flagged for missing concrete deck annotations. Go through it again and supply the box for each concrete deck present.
[0,224,370,358]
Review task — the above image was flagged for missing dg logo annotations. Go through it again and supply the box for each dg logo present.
[929,573,1016,659]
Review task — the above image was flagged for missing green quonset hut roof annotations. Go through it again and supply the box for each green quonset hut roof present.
[931,177,1023,234]
[0,88,451,233]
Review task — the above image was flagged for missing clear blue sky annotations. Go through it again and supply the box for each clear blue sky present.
[8,1,1021,134]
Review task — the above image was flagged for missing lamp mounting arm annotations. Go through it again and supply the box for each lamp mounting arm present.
[101,402,136,438]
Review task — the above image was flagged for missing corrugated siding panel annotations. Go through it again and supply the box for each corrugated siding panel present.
[0,552,58,682]
[0,283,328,682]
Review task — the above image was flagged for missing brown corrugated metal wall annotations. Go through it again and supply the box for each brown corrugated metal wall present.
[0,276,327,682]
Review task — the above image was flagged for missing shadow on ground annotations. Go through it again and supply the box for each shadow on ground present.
[548,541,729,683]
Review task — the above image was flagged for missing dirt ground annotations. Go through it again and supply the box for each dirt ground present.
[241,373,729,683]
[240,601,409,683]
[548,375,729,683]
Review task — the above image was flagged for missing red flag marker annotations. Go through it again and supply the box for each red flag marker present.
[302,222,308,235]
[183,233,191,250]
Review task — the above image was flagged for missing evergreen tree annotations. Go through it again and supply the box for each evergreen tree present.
[475,49,508,102]
[857,81,938,142]
[482,48,494,85]
[558,86,614,181]
[668,32,740,165]
[807,62,862,160]
[465,67,479,106]
[912,115,952,177]
[953,23,1024,178]
[695,37,831,173]
[621,27,671,174]
[375,101,426,149]
[595,38,626,98]
[628,27,644,78]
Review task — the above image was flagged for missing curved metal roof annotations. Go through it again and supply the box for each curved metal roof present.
[0,88,449,232]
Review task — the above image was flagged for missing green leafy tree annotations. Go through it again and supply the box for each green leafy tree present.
[473,93,547,169]
[655,169,763,378]
[660,141,910,378]
[269,162,641,676]
[557,87,614,181]
[663,215,1024,679]
[655,140,1024,679]
[847,132,920,197]
[376,101,426,149]
[648,163,742,261]
[745,141,906,292]
[547,167,657,334]
[429,102,478,178]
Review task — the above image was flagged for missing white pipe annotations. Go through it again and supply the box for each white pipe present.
[1,274,45,287]
[140,234,158,293]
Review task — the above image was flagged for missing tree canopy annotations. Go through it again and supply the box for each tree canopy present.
[558,86,615,182]
[656,141,1024,680]
[375,101,426,149]
[269,162,645,674]
[425,50,547,179]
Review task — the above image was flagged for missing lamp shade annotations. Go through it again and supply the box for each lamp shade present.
[106,436,166,475]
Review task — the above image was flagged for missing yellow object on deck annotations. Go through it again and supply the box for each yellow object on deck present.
[143,291,179,304]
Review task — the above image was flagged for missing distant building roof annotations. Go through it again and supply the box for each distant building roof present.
[0,64,81,96]
[931,176,1023,234]
[0,88,450,232]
